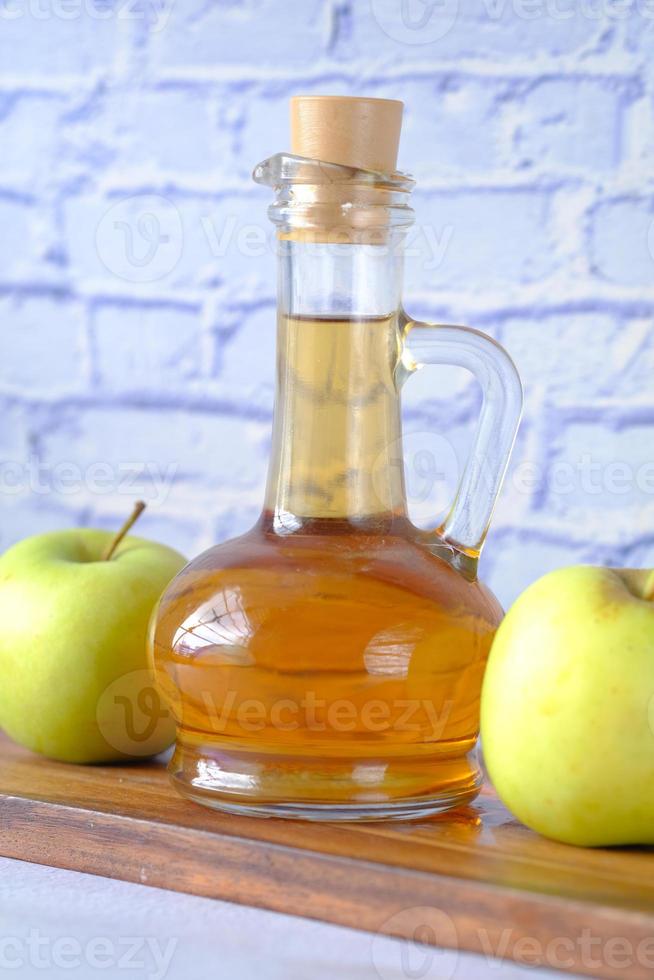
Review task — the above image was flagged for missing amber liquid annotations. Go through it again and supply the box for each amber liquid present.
[150,314,503,818]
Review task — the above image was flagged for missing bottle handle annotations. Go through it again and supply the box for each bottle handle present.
[399,312,523,559]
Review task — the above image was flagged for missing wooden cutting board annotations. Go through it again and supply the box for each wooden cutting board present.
[1,732,652,980]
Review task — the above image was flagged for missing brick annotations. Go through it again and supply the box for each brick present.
[0,8,120,77]
[0,400,28,460]
[64,192,188,290]
[351,0,607,63]
[0,295,85,392]
[507,78,626,173]
[500,311,654,403]
[0,498,82,553]
[610,317,654,399]
[40,407,270,500]
[0,198,41,281]
[624,12,654,57]
[150,0,326,70]
[92,301,203,391]
[214,303,276,411]
[399,78,506,178]
[589,197,654,286]
[622,94,654,173]
[115,88,228,177]
[483,527,592,608]
[0,95,66,188]
[543,419,654,529]
[405,188,555,292]
[195,191,275,292]
[63,190,274,292]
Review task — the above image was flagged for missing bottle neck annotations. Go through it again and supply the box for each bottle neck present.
[263,236,409,529]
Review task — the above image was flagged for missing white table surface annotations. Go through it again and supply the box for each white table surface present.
[0,856,585,980]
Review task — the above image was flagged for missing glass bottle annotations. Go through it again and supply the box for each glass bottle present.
[150,97,522,820]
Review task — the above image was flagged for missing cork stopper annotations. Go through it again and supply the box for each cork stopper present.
[290,96,403,174]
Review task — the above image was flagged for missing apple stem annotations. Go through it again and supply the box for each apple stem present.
[102,501,147,561]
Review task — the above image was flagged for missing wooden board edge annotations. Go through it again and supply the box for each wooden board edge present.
[2,794,654,980]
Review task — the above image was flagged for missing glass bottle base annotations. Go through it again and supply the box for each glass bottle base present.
[173,787,481,822]
[168,736,483,822]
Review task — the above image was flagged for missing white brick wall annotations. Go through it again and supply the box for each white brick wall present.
[0,0,653,608]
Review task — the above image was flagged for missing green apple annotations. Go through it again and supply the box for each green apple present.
[0,508,186,763]
[481,565,654,847]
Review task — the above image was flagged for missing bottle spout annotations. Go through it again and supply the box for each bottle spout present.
[252,152,414,190]
[252,96,414,243]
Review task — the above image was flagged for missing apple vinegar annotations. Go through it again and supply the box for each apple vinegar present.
[149,97,522,819]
